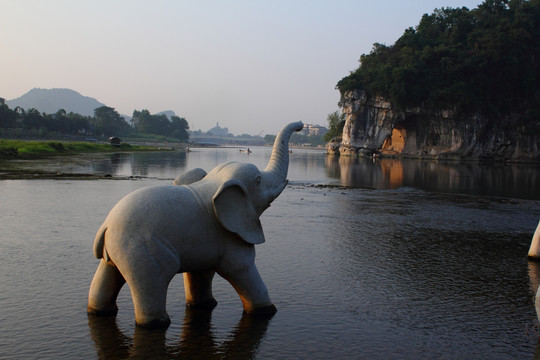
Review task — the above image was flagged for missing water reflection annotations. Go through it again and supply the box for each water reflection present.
[1,154,539,358]
[325,156,406,189]
[89,153,128,175]
[325,156,540,199]
[88,309,271,359]
[7,148,538,199]
[100,152,189,178]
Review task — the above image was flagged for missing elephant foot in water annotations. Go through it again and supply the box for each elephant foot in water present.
[183,271,218,309]
[245,304,277,316]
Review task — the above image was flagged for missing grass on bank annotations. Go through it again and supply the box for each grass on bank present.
[0,139,163,159]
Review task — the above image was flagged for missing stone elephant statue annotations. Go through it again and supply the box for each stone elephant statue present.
[87,121,303,329]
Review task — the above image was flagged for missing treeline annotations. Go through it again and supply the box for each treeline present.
[131,110,189,140]
[337,0,540,119]
[0,103,189,141]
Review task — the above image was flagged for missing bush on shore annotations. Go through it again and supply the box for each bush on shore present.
[0,140,143,159]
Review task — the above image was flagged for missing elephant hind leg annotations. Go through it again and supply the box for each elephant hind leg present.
[129,278,172,329]
[88,259,126,317]
[183,270,218,309]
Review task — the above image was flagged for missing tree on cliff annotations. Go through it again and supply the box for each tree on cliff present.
[336,0,540,120]
[324,111,346,142]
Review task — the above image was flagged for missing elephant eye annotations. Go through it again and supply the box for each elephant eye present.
[255,176,261,186]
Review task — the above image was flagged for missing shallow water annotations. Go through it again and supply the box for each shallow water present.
[1,148,540,359]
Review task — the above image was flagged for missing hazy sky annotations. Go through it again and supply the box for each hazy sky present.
[1,0,482,135]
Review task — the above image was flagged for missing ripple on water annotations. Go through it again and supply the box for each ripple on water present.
[0,169,539,359]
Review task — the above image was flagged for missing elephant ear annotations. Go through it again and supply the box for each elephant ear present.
[173,168,207,185]
[213,179,265,245]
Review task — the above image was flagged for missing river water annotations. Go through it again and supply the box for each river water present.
[1,147,540,359]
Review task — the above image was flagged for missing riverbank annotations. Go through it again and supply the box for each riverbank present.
[0,139,182,160]
[0,139,187,180]
[0,168,142,180]
[0,152,150,180]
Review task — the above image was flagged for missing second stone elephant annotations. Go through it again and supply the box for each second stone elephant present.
[87,121,303,329]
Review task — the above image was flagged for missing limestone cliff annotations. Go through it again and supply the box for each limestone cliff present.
[329,90,540,162]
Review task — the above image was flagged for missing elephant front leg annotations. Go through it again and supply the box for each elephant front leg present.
[183,270,218,309]
[88,259,126,317]
[219,265,277,316]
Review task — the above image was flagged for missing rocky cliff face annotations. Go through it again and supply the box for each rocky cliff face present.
[328,89,540,162]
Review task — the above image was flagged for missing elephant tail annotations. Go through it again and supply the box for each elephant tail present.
[93,223,110,261]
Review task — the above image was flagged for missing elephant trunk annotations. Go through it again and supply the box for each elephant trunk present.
[263,121,304,202]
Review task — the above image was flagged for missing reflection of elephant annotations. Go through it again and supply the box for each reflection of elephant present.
[88,121,303,328]
[88,308,272,359]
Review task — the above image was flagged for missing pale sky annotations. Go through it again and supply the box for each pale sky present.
[1,0,482,135]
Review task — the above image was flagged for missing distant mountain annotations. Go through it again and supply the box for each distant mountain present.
[6,88,106,116]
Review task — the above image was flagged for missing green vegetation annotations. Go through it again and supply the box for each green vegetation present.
[0,139,152,159]
[93,106,132,136]
[0,104,190,142]
[131,110,189,140]
[324,111,346,142]
[337,0,540,119]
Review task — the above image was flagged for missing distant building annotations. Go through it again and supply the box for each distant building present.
[301,124,328,137]
[207,122,229,136]
[109,136,121,147]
